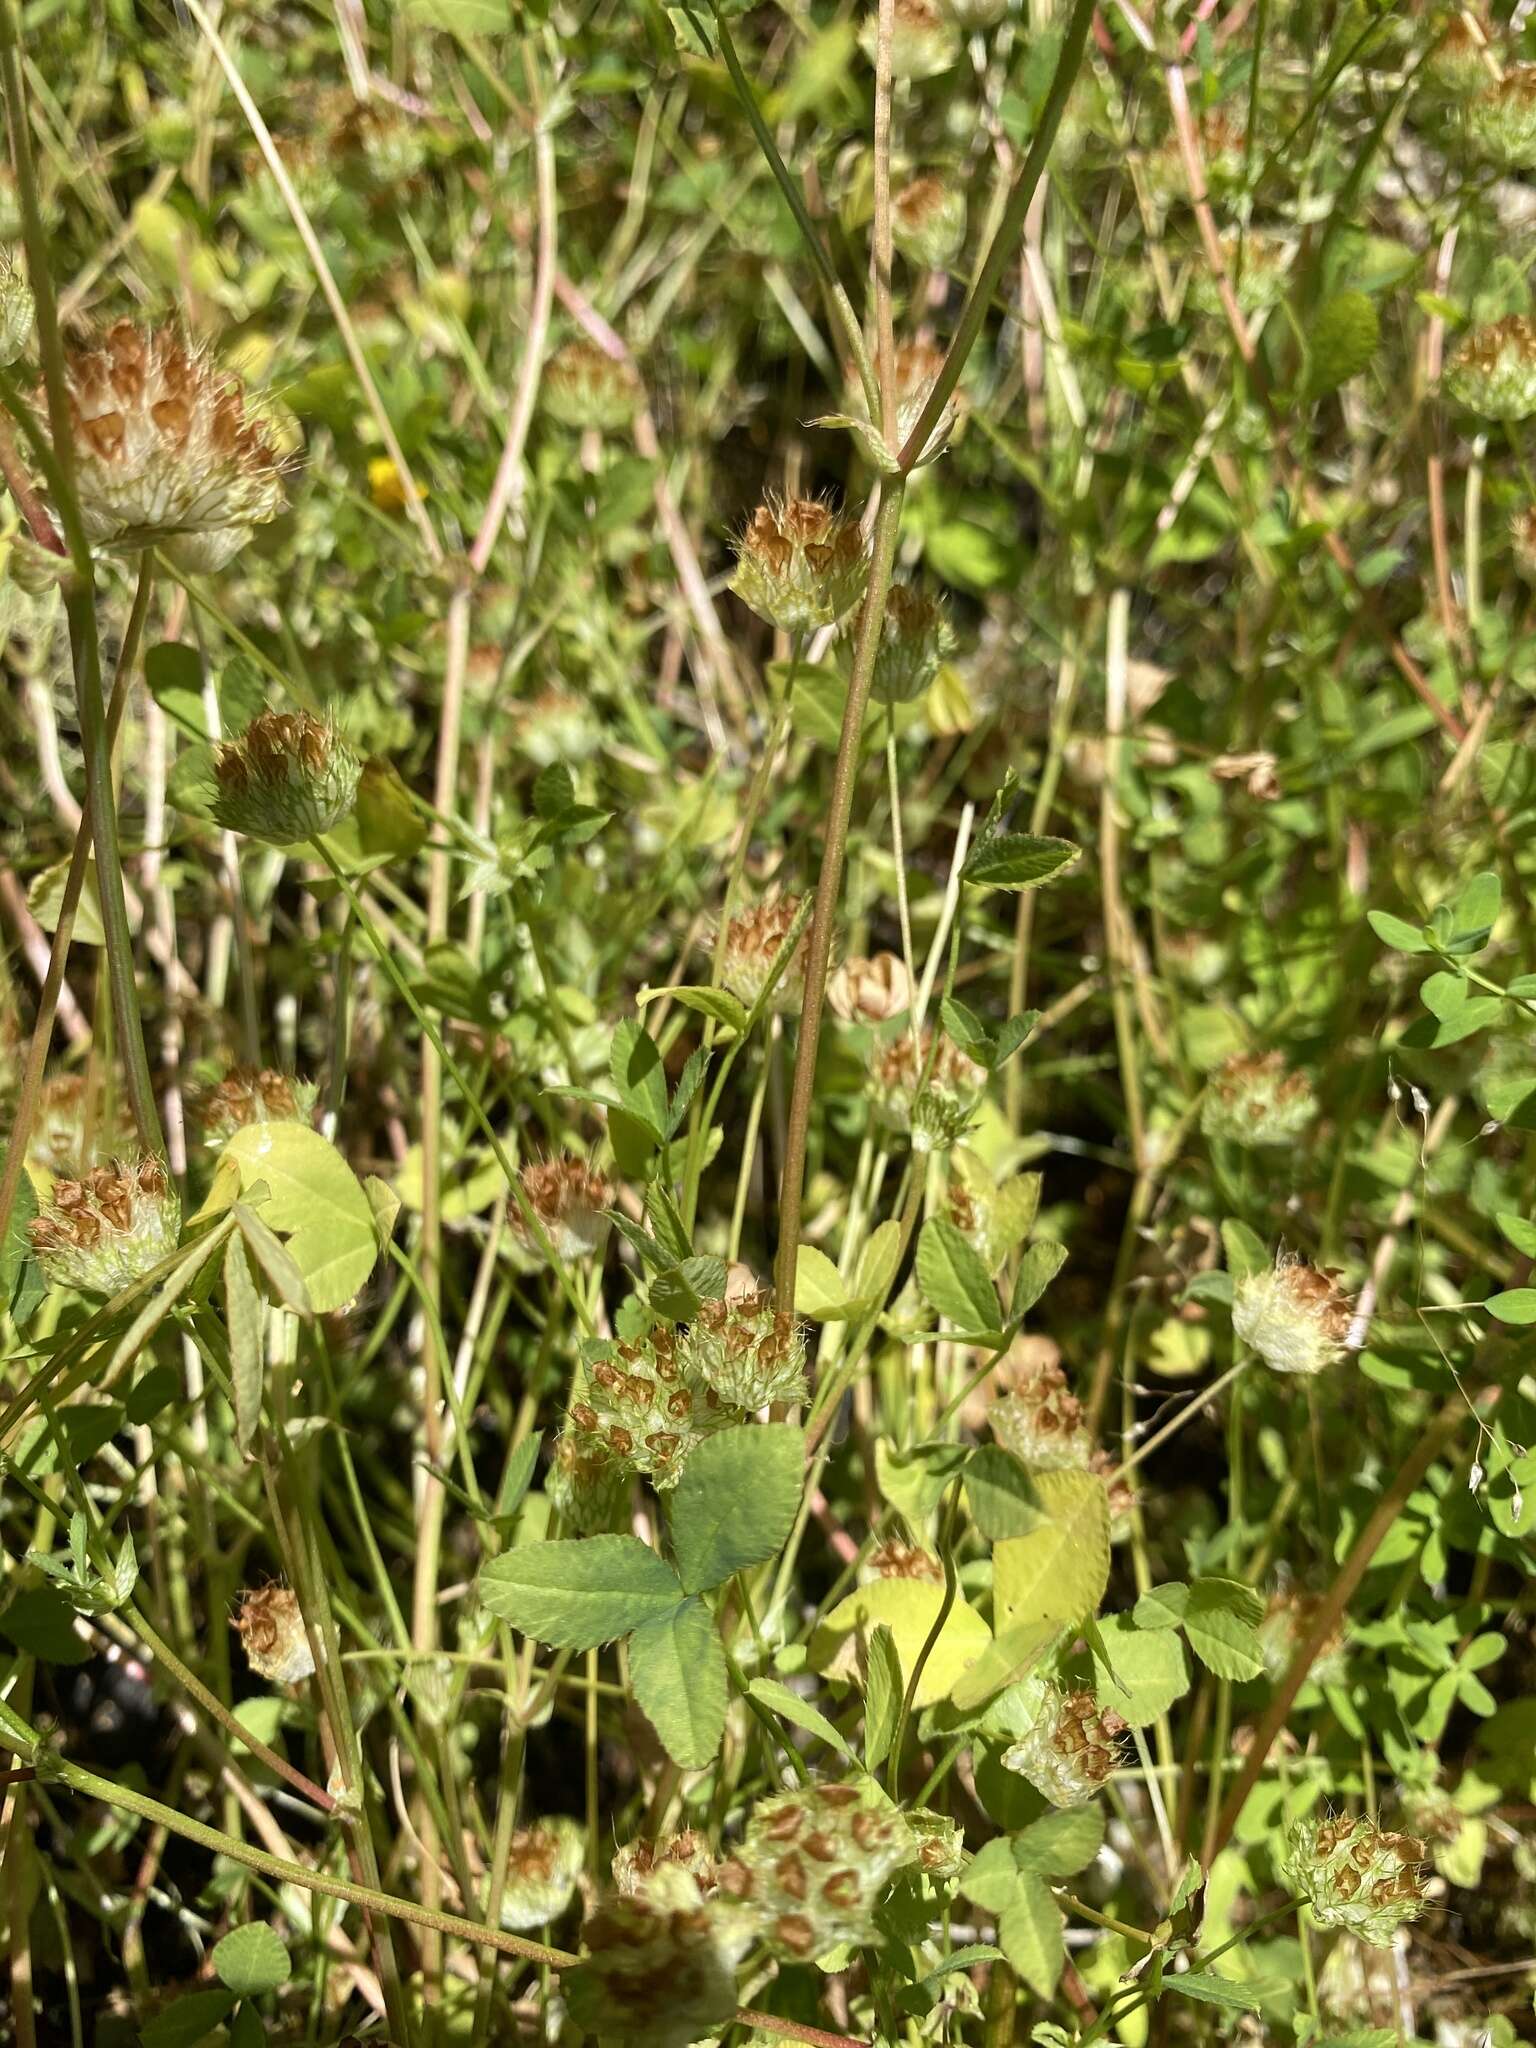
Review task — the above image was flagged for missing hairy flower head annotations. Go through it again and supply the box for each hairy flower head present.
[30,1157,179,1296]
[828,951,914,1024]
[988,1353,1092,1472]
[566,1872,747,2048]
[892,175,966,270]
[1201,1051,1317,1148]
[1283,1814,1427,1947]
[543,339,642,433]
[1445,316,1536,421]
[681,1286,807,1410]
[719,896,809,1015]
[1465,65,1536,166]
[716,1780,916,1958]
[730,497,869,633]
[213,710,361,845]
[871,583,954,704]
[862,0,960,79]
[56,321,284,568]
[1001,1682,1127,1808]
[235,1585,315,1684]
[501,1816,586,1930]
[514,1156,613,1263]
[571,1323,739,1490]
[0,250,34,367]
[1232,1254,1352,1376]
[873,1028,985,1152]
[198,1065,316,1145]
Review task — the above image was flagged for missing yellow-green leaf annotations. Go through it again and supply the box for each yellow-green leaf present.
[222,1125,378,1315]
[810,1578,991,1708]
[993,1468,1110,1634]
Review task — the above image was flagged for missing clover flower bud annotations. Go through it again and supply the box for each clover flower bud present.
[1201,1051,1317,1148]
[235,1585,316,1684]
[1259,1589,1348,1689]
[862,0,960,79]
[1511,505,1536,582]
[517,687,603,767]
[1001,1683,1127,1808]
[572,1323,739,1491]
[1283,1814,1428,1948]
[730,496,869,633]
[682,1286,808,1410]
[905,1807,964,1880]
[566,1876,747,2048]
[542,339,642,434]
[859,1540,943,1585]
[719,896,809,1015]
[213,710,362,845]
[872,583,954,704]
[55,321,284,565]
[716,1780,917,1959]
[0,251,34,367]
[613,1830,717,1900]
[30,1158,179,1296]
[988,1356,1092,1472]
[547,1423,630,1534]
[828,951,914,1024]
[198,1065,316,1145]
[1445,316,1536,421]
[1466,66,1536,165]
[1232,1254,1352,1377]
[501,1816,586,1930]
[892,175,966,270]
[513,1156,613,1263]
[872,1028,985,1153]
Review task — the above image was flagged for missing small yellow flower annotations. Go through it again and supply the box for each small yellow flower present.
[367,456,426,513]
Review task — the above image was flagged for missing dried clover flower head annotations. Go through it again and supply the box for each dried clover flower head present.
[24,1073,135,1175]
[542,339,642,433]
[862,0,960,79]
[719,896,809,1015]
[235,1585,315,1684]
[872,1028,986,1152]
[547,1423,629,1534]
[1283,1814,1427,1947]
[572,1323,739,1490]
[859,1540,943,1585]
[517,687,603,767]
[1232,1254,1352,1377]
[828,951,914,1024]
[682,1286,807,1410]
[872,583,954,704]
[892,175,966,270]
[989,1355,1092,1472]
[1445,316,1536,421]
[716,1780,916,1958]
[501,1816,586,1930]
[729,496,869,633]
[1201,1051,1317,1148]
[613,1830,717,1899]
[213,710,362,845]
[57,321,284,568]
[1511,505,1536,582]
[1466,66,1536,166]
[30,1158,179,1296]
[514,1156,613,1262]
[1001,1683,1127,1808]
[566,1873,747,2048]
[1259,1589,1348,1689]
[0,250,34,367]
[198,1065,315,1144]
